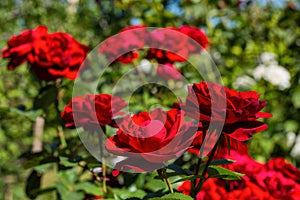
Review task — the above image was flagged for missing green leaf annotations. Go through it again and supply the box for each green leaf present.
[59,156,78,167]
[149,192,193,200]
[10,108,43,121]
[172,175,203,184]
[209,159,235,165]
[74,182,103,196]
[62,191,84,200]
[207,165,244,180]
[112,188,146,199]
[167,164,192,175]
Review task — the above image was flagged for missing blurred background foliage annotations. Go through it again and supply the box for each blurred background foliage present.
[0,0,300,199]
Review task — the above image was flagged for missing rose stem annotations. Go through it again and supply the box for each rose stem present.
[99,126,107,193]
[194,135,222,194]
[190,128,206,197]
[157,168,174,194]
[55,79,67,148]
[166,177,174,193]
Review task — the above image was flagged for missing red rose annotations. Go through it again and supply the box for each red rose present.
[184,82,272,142]
[223,180,272,200]
[99,25,147,65]
[255,170,300,199]
[265,158,300,184]
[1,26,46,70]
[146,27,188,63]
[61,94,127,131]
[2,25,89,81]
[178,179,226,200]
[105,108,196,171]
[156,63,182,80]
[28,30,89,81]
[176,25,210,51]
[146,26,209,63]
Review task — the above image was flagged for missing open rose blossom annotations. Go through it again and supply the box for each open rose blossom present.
[61,94,127,131]
[146,25,209,63]
[184,82,272,142]
[98,25,147,65]
[2,25,89,81]
[105,108,196,171]
[156,63,182,80]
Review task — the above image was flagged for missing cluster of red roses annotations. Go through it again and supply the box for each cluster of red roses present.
[178,148,300,199]
[61,81,272,172]
[2,25,89,81]
[99,25,209,81]
[2,25,208,82]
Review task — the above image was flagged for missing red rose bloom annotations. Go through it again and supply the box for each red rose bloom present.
[146,26,209,63]
[176,25,210,51]
[99,25,147,65]
[146,27,189,63]
[2,25,89,81]
[105,108,196,171]
[156,63,182,80]
[265,158,300,184]
[61,94,127,131]
[2,26,44,70]
[184,82,272,142]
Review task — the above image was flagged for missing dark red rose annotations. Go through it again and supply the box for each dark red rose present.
[146,27,188,63]
[61,94,127,130]
[265,158,300,184]
[99,25,147,65]
[176,25,210,52]
[255,170,300,199]
[178,179,227,200]
[1,26,46,70]
[28,30,89,81]
[2,25,89,81]
[146,26,209,63]
[156,63,182,80]
[184,82,272,142]
[105,108,196,170]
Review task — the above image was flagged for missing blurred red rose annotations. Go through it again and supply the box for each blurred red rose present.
[99,25,147,65]
[105,108,196,167]
[184,82,272,142]
[146,27,188,63]
[156,63,182,80]
[265,158,300,184]
[61,94,127,131]
[2,26,45,70]
[179,149,300,199]
[146,26,209,63]
[176,25,210,52]
[2,25,89,81]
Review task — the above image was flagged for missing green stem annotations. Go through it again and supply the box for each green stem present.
[191,128,206,197]
[166,177,174,193]
[99,126,107,194]
[194,136,222,194]
[157,168,174,194]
